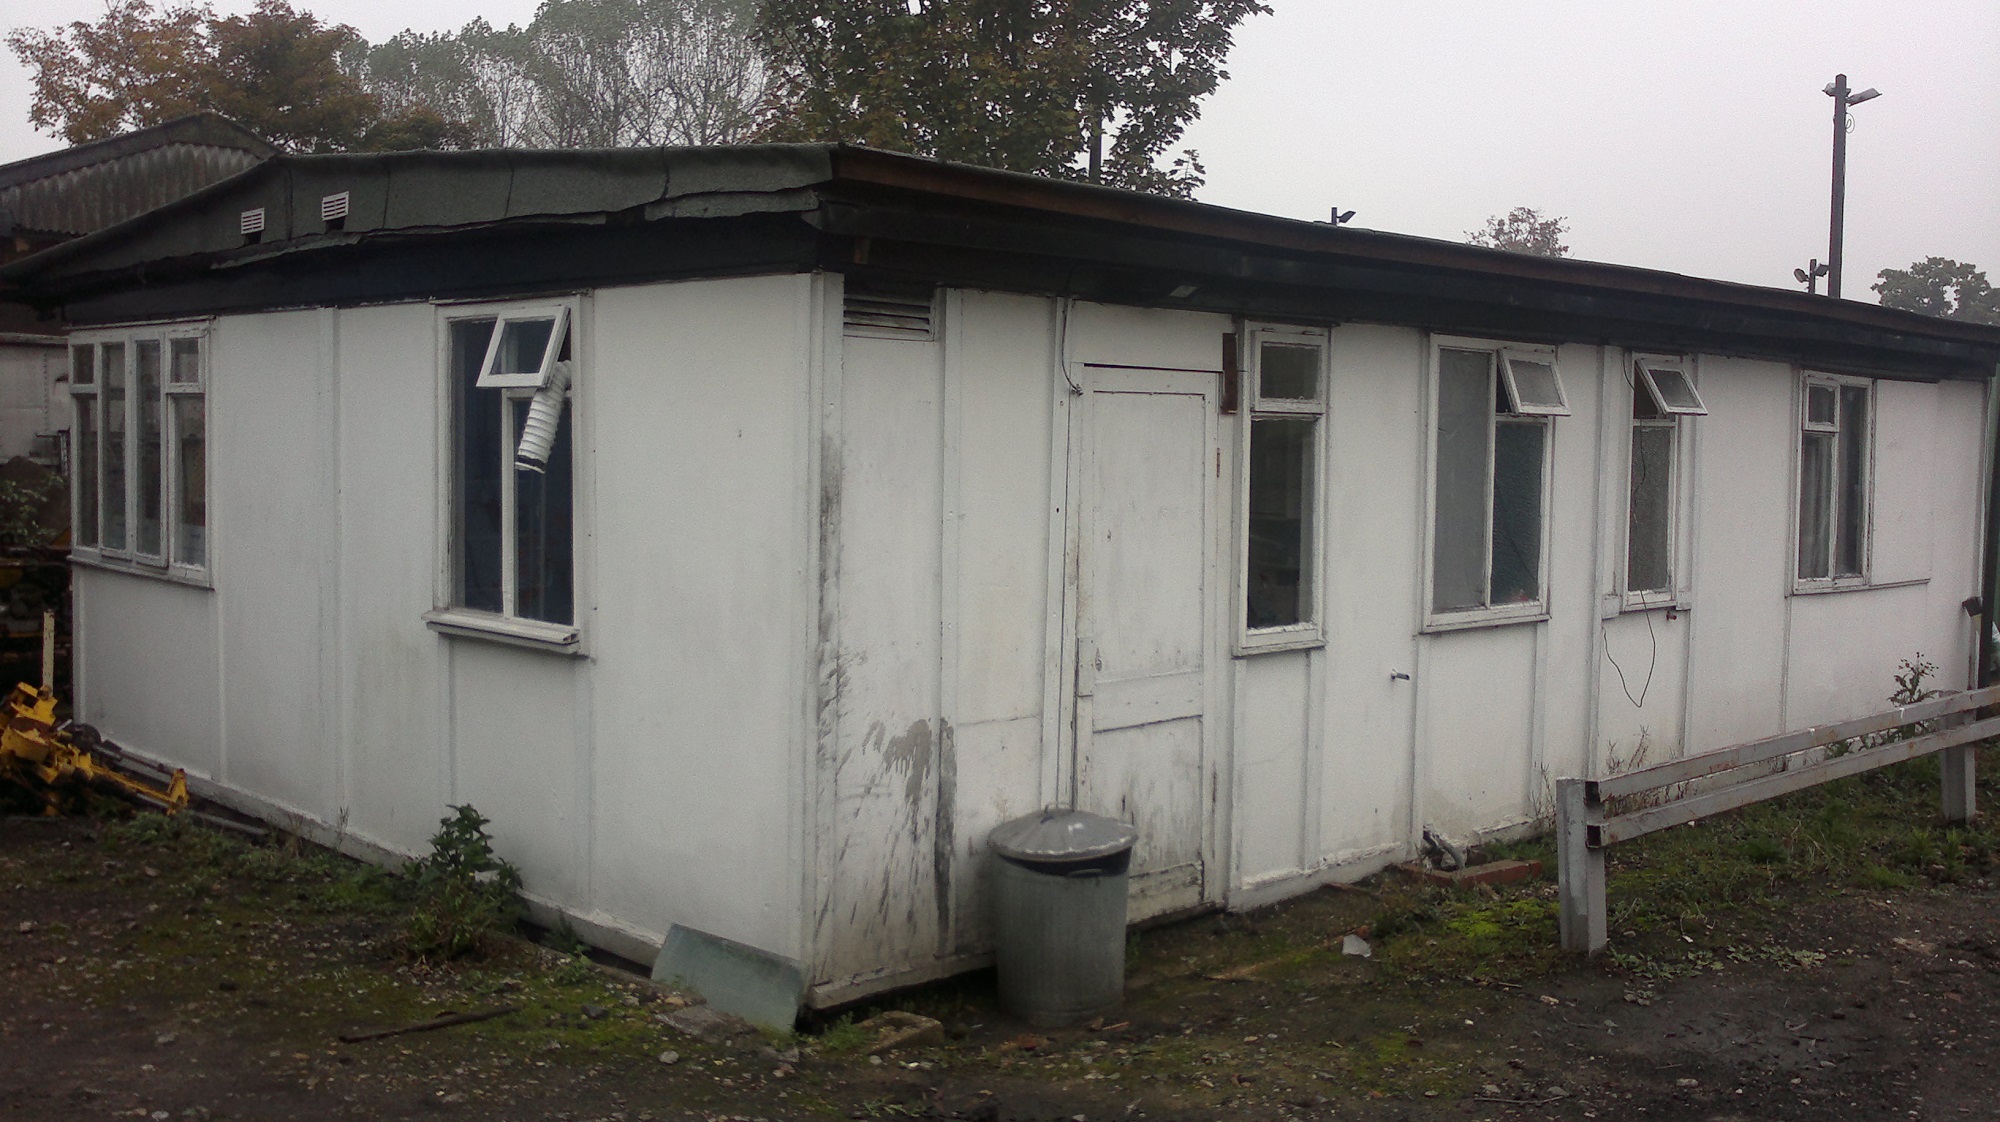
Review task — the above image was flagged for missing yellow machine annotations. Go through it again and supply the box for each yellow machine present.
[0,683,188,815]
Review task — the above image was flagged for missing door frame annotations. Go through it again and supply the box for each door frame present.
[1042,357,1231,914]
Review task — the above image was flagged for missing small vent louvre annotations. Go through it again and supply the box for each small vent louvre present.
[844,278,936,340]
[239,208,266,235]
[320,191,351,222]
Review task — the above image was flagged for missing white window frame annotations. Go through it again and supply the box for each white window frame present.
[426,296,585,653]
[1422,335,1561,631]
[1235,323,1329,654]
[66,321,212,586]
[1793,371,1873,592]
[1620,353,1700,611]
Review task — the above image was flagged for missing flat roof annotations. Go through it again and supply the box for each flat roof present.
[7,143,1998,380]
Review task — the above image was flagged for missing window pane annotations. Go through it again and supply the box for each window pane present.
[169,338,201,384]
[1627,425,1673,593]
[102,343,127,550]
[492,318,556,381]
[1798,432,1833,579]
[1246,417,1314,628]
[1503,355,1565,412]
[1258,342,1319,401]
[76,394,98,548]
[1835,385,1868,576]
[452,320,503,613]
[70,345,94,387]
[1646,366,1705,413]
[512,397,575,625]
[173,396,206,566]
[1805,384,1836,426]
[1490,421,1545,604]
[135,339,164,557]
[1433,349,1491,611]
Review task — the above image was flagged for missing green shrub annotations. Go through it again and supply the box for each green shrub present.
[395,804,522,961]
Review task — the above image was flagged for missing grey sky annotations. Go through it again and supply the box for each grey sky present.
[5,0,1996,299]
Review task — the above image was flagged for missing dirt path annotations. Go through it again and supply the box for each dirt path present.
[5,815,1999,1121]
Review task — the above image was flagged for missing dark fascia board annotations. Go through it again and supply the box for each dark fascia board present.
[0,113,276,191]
[10,141,2000,376]
[826,146,2000,358]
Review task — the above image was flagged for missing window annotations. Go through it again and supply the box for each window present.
[1625,355,1706,602]
[1797,373,1870,583]
[432,302,578,648]
[1240,326,1325,648]
[1428,340,1567,624]
[68,325,207,578]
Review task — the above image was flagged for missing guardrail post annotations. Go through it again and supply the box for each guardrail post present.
[1556,777,1606,955]
[1942,712,1978,823]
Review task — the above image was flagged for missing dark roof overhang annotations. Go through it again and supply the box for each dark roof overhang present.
[6,143,1998,381]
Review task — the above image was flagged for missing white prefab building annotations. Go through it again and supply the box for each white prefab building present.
[9,146,2000,1017]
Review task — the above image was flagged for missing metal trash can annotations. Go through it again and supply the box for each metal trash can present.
[988,808,1138,1026]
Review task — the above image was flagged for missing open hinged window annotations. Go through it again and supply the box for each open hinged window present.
[1635,357,1708,416]
[1498,350,1570,416]
[475,305,571,390]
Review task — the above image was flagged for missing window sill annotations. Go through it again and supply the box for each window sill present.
[423,609,584,656]
[1235,625,1324,657]
[1421,605,1549,634]
[69,551,213,590]
[1619,591,1690,614]
[1791,576,1928,597]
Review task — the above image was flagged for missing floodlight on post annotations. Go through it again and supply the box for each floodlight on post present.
[1794,258,1830,296]
[1823,74,1881,299]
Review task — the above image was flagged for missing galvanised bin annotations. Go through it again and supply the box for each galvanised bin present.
[988,808,1137,1026]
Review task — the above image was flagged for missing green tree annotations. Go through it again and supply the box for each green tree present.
[7,0,467,151]
[1872,257,2000,325]
[753,0,1270,198]
[360,0,767,149]
[1466,207,1570,257]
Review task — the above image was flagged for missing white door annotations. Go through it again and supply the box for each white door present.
[1069,365,1218,917]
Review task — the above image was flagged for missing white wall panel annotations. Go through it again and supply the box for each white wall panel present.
[75,570,220,776]
[334,305,446,855]
[1238,650,1309,882]
[209,311,335,817]
[1067,301,1230,371]
[588,276,811,956]
[1871,380,1937,585]
[1683,357,1792,752]
[1317,324,1421,859]
[1422,625,1537,835]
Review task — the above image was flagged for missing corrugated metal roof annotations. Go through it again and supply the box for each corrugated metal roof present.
[0,113,274,239]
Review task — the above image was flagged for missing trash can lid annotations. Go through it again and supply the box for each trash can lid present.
[989,808,1138,862]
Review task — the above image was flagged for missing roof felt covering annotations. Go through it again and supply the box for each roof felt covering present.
[0,113,274,240]
[6,142,1998,380]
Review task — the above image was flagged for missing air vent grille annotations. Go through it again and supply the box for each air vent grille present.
[239,208,266,235]
[320,191,351,222]
[843,278,936,340]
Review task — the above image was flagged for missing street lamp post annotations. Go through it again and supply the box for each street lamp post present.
[1824,73,1880,299]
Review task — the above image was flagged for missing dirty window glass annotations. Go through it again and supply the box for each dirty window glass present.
[173,397,206,567]
[1835,385,1869,577]
[1490,422,1545,603]
[453,319,504,614]
[1798,432,1834,579]
[1627,425,1673,593]
[73,348,99,549]
[1432,349,1491,612]
[512,397,574,626]
[102,343,128,551]
[1246,417,1314,628]
[135,340,164,559]
[1258,342,1319,402]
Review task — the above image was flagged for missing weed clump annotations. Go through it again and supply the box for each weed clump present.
[395,804,523,961]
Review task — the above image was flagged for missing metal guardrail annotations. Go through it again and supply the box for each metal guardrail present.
[1556,683,2000,954]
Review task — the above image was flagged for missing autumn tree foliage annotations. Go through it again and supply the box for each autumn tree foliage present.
[753,0,1271,198]
[1873,257,2000,326]
[1466,207,1571,258]
[6,0,465,151]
